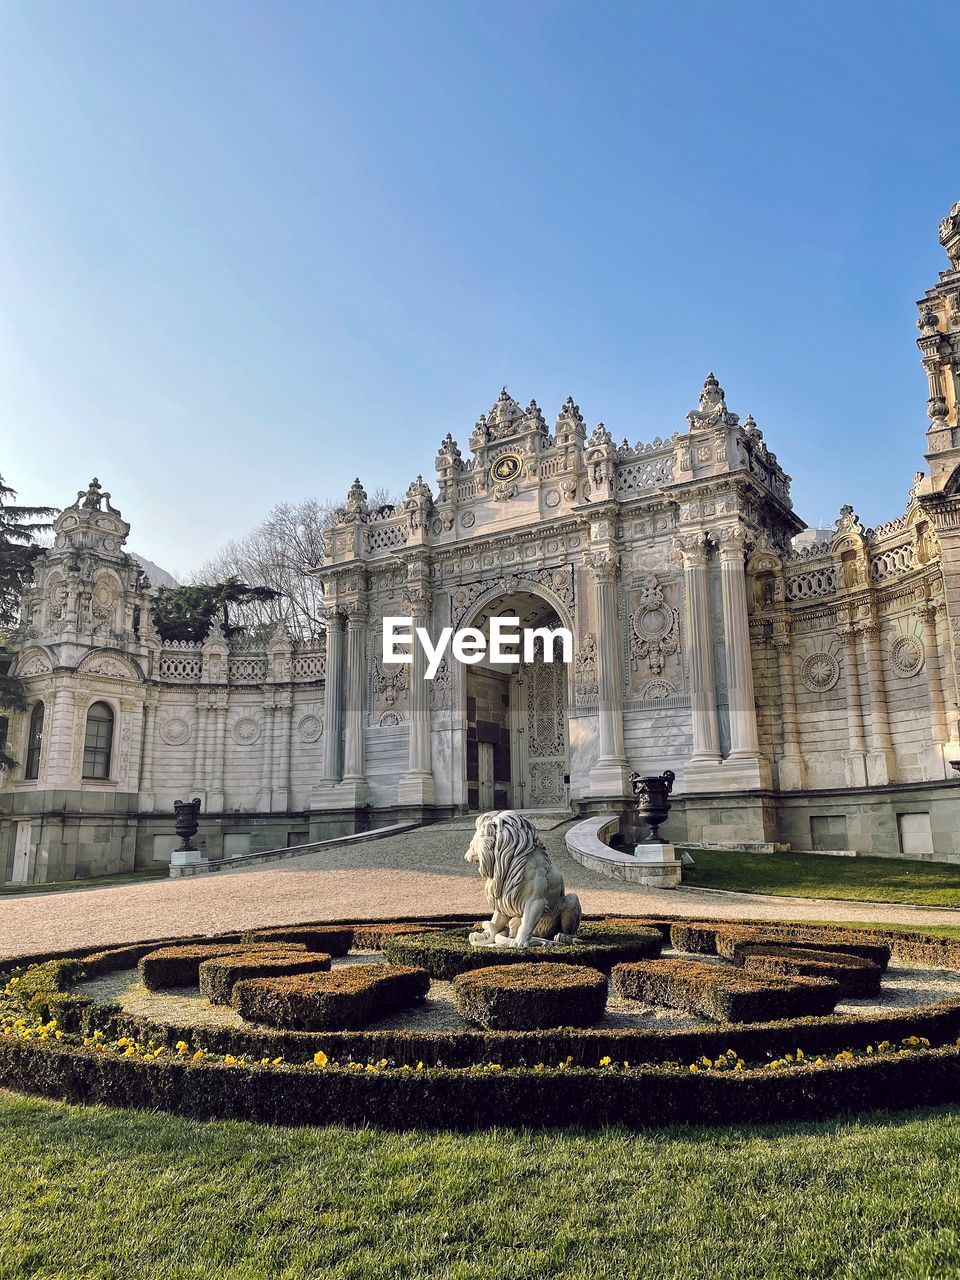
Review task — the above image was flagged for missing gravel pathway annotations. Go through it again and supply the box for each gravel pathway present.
[5,819,960,961]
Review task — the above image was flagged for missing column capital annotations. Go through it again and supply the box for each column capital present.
[586,550,620,580]
[716,524,750,562]
[341,598,369,624]
[402,587,432,615]
[673,531,710,569]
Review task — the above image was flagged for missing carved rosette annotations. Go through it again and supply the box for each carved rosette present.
[800,652,841,693]
[891,634,924,678]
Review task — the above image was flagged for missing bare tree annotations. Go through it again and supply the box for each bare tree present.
[194,488,397,643]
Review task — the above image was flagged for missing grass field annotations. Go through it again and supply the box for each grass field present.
[2,1089,960,1279]
[683,849,960,906]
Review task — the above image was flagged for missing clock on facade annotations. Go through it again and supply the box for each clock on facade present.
[491,452,522,482]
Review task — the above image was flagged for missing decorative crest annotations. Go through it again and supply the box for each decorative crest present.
[939,200,960,270]
[554,396,586,443]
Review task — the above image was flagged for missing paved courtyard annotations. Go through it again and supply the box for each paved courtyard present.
[3,819,960,961]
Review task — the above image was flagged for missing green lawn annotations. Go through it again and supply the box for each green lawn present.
[3,1090,960,1279]
[683,848,960,907]
[0,867,167,896]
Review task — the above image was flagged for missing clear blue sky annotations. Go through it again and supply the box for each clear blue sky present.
[1,1,956,575]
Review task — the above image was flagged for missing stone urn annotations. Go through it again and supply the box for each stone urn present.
[173,797,202,851]
[629,770,675,843]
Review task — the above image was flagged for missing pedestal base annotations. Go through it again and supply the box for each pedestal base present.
[682,755,771,793]
[588,759,633,799]
[398,772,436,806]
[169,848,209,879]
[310,778,368,810]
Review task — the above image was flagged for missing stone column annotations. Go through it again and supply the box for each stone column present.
[399,585,436,807]
[339,600,368,806]
[859,618,896,784]
[138,690,159,811]
[208,690,227,811]
[718,528,762,762]
[676,534,721,767]
[588,551,632,797]
[321,612,345,784]
[271,689,293,811]
[916,600,951,778]
[259,694,276,812]
[837,614,867,786]
[771,618,805,789]
[193,690,209,797]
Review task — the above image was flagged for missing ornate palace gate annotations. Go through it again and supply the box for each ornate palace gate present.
[514,653,569,808]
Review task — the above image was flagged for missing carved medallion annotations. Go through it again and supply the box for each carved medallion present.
[159,717,191,746]
[460,510,476,528]
[800,652,841,693]
[891,634,924,678]
[231,717,261,745]
[629,575,679,676]
[298,714,323,743]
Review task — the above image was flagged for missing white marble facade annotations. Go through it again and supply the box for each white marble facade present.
[4,206,960,880]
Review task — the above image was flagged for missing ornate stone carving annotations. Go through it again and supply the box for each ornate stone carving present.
[297,714,323,743]
[231,717,262,745]
[373,656,408,707]
[891,634,924,678]
[639,678,676,700]
[574,633,598,702]
[800,652,841,693]
[159,717,192,746]
[629,575,680,676]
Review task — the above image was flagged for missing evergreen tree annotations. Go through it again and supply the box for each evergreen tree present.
[0,474,57,767]
[152,576,280,643]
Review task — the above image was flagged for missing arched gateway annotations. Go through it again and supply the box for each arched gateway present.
[458,590,571,812]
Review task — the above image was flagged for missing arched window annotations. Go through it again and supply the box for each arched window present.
[24,702,44,780]
[82,702,114,780]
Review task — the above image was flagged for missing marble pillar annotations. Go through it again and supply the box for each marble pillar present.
[588,551,632,797]
[859,620,896,784]
[321,613,344,785]
[676,534,721,767]
[718,531,762,763]
[399,587,436,806]
[337,602,368,807]
[772,621,805,789]
[838,618,868,786]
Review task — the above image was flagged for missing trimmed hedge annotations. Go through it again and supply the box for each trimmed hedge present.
[613,958,842,1023]
[578,919,675,945]
[670,921,892,970]
[232,964,430,1031]
[198,951,332,1005]
[6,1035,960,1130]
[384,929,663,980]
[138,943,307,991]
[241,926,354,956]
[737,945,882,998]
[453,963,607,1030]
[350,921,468,950]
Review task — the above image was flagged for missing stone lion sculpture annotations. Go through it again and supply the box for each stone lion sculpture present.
[464,810,582,948]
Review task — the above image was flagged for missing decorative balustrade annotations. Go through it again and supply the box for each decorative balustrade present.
[292,651,326,682]
[870,542,915,583]
[227,656,268,684]
[615,453,675,497]
[364,522,408,554]
[156,649,203,681]
[785,564,839,602]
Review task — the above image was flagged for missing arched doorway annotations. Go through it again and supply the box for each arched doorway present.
[462,592,571,811]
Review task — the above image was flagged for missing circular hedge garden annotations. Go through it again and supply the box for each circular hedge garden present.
[5,913,960,1129]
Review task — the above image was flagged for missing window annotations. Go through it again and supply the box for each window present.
[82,702,114,780]
[25,702,44,780]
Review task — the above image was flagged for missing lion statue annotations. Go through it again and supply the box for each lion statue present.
[464,810,582,948]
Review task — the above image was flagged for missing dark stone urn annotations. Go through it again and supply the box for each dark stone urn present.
[629,770,676,843]
[174,797,202,851]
